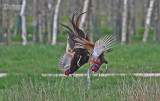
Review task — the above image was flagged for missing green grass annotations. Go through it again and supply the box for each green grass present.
[0,75,160,101]
[0,44,66,73]
[0,42,160,73]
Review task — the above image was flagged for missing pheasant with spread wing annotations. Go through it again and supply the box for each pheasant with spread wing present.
[59,12,90,75]
[74,35,115,89]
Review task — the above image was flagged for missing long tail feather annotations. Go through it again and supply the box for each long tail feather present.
[76,12,86,28]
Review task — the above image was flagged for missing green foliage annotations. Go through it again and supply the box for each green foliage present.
[131,35,142,40]
[101,27,113,34]
[27,25,34,34]
[57,35,68,42]
[132,28,154,41]
[139,28,154,35]
[26,16,33,22]
[11,35,32,41]
[62,16,69,22]
[11,36,22,41]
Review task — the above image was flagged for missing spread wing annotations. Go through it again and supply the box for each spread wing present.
[58,53,71,72]
[92,35,116,61]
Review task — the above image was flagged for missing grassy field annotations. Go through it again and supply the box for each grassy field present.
[0,42,160,100]
[0,42,160,73]
[0,75,160,101]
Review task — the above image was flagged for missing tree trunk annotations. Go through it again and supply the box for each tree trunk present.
[141,0,150,27]
[38,1,45,43]
[0,0,3,42]
[89,0,93,43]
[13,12,21,36]
[47,0,52,43]
[115,0,122,41]
[153,0,160,40]
[6,0,11,45]
[142,0,155,42]
[121,0,128,45]
[42,1,47,44]
[20,0,27,45]
[128,0,136,43]
[52,0,61,45]
[32,0,38,42]
[38,13,43,42]
[79,0,90,30]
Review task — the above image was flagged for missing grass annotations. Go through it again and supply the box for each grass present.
[0,74,160,101]
[0,44,66,73]
[0,42,160,73]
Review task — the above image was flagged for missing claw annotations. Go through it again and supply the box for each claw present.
[87,68,91,91]
[105,64,108,73]
[71,75,75,79]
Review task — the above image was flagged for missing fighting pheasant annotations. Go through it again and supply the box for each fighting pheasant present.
[73,34,115,89]
[59,12,90,75]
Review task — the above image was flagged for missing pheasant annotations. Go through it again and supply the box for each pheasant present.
[58,12,90,75]
[73,35,115,89]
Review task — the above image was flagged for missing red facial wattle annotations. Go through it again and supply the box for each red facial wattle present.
[93,67,98,71]
[92,64,99,72]
[65,71,69,75]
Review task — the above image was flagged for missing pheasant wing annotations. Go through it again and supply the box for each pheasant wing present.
[92,35,116,61]
[58,53,71,72]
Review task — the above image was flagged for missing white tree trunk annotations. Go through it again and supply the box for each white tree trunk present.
[79,0,90,30]
[52,0,61,45]
[20,0,27,45]
[121,0,128,45]
[142,0,155,42]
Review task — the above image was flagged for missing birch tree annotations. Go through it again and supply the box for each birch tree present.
[52,0,61,45]
[121,0,128,45]
[79,0,90,30]
[0,0,2,42]
[142,0,155,42]
[20,0,27,45]
[32,0,38,42]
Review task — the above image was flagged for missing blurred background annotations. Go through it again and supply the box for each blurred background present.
[0,0,160,74]
[0,0,160,45]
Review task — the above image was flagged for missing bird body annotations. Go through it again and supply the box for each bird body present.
[59,12,90,75]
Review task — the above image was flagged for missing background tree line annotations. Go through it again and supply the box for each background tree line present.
[0,0,160,45]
